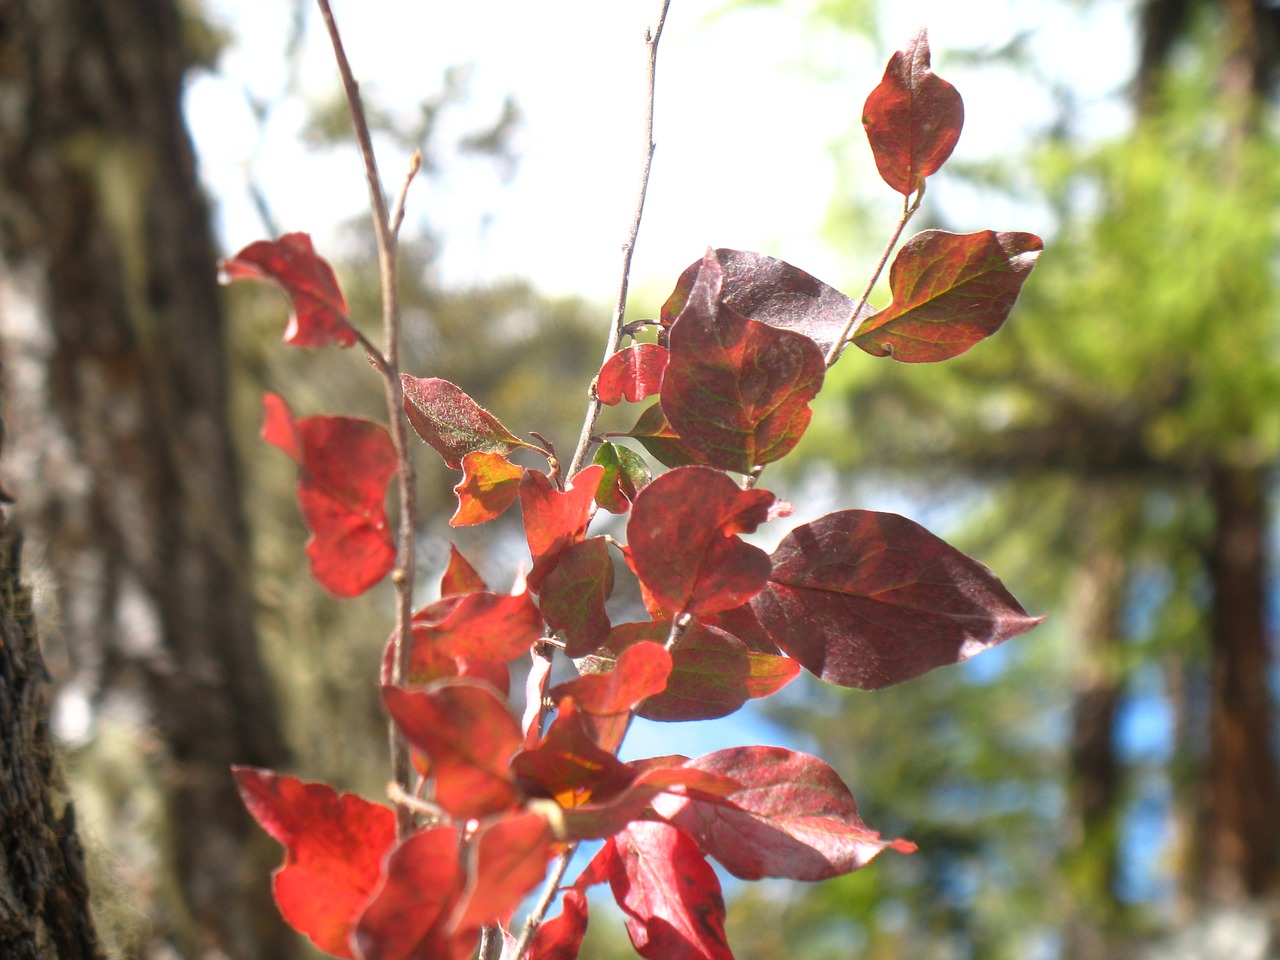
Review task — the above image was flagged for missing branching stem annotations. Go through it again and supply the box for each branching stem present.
[316,0,419,839]
[824,184,925,367]
[566,0,672,479]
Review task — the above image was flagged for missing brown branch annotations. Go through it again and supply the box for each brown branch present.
[511,844,579,960]
[315,0,419,840]
[566,0,673,479]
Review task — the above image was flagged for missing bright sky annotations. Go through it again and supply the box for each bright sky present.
[187,0,1134,305]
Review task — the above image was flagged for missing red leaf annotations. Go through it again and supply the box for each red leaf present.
[453,810,559,932]
[451,452,523,526]
[556,761,743,843]
[621,623,800,722]
[627,466,787,618]
[382,682,522,819]
[609,821,735,960]
[597,343,669,405]
[220,233,355,347]
[401,375,525,469]
[521,466,604,589]
[862,27,964,196]
[417,582,544,663]
[511,698,635,809]
[382,622,512,695]
[232,767,395,959]
[441,544,487,596]
[853,229,1043,362]
[527,888,589,960]
[351,826,473,960]
[660,249,873,357]
[593,442,651,514]
[262,393,396,597]
[651,747,915,881]
[550,641,673,751]
[539,537,615,657]
[662,250,826,472]
[725,510,1043,689]
[626,402,707,469]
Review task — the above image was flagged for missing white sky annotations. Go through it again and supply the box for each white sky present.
[187,0,1135,305]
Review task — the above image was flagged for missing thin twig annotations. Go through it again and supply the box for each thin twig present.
[511,844,579,960]
[566,0,672,479]
[316,0,419,839]
[387,781,446,824]
[824,183,925,367]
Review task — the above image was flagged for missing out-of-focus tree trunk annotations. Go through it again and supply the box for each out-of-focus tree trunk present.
[1195,465,1277,902]
[0,409,102,960]
[0,1,293,957]
[1061,505,1129,960]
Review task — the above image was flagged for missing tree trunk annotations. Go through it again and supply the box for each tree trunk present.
[1061,507,1129,960]
[0,1,294,957]
[0,409,102,960]
[1194,464,1278,902]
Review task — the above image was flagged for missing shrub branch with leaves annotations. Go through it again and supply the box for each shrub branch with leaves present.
[224,6,1043,959]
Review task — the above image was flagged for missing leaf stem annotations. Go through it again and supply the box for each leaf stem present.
[316,0,419,839]
[566,0,672,479]
[824,183,925,367]
[511,844,578,960]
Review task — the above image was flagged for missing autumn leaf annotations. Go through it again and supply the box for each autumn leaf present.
[596,343,669,405]
[538,537,614,657]
[651,747,916,881]
[627,466,788,618]
[626,402,707,469]
[593,442,651,514]
[233,767,395,959]
[662,249,825,473]
[853,229,1043,362]
[609,821,735,960]
[521,466,604,589]
[862,27,964,196]
[350,826,472,960]
[660,249,872,357]
[401,375,527,469]
[382,681,522,819]
[261,392,396,598]
[451,451,524,526]
[550,640,672,751]
[714,510,1043,689]
[220,232,356,347]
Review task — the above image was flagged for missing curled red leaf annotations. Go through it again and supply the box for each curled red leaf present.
[521,466,604,589]
[261,393,396,598]
[220,232,356,347]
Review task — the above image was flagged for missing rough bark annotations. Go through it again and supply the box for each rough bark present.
[0,409,101,960]
[0,1,293,956]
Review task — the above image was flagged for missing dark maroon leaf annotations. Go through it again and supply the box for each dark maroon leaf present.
[624,622,800,722]
[597,343,669,405]
[627,466,787,618]
[660,249,873,356]
[609,821,735,960]
[853,229,1043,362]
[862,27,964,196]
[220,232,356,347]
[651,746,916,881]
[401,375,526,469]
[728,510,1042,689]
[662,250,825,473]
